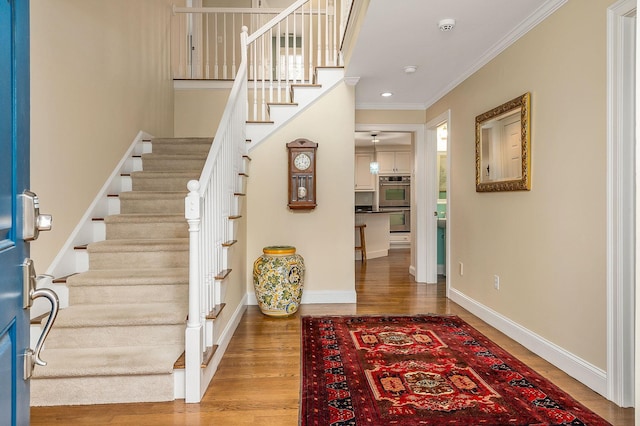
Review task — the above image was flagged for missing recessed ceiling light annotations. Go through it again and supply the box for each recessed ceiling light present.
[381,92,393,97]
[404,65,417,74]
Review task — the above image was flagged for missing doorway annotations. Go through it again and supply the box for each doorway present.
[355,123,429,280]
[426,111,451,290]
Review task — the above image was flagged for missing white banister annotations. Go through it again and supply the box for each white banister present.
[181,0,349,401]
[184,27,249,402]
[172,0,343,95]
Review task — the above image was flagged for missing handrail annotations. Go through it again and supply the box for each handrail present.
[246,0,310,44]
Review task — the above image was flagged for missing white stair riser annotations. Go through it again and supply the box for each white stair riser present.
[119,175,133,192]
[31,374,174,406]
[44,324,185,349]
[69,284,188,305]
[266,104,298,124]
[315,67,344,86]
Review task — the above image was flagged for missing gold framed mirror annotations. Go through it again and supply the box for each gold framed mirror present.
[475,92,531,192]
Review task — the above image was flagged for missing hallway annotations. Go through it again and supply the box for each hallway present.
[31,249,633,425]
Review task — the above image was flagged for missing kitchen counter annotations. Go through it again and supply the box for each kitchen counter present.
[355,211,391,260]
[355,209,403,214]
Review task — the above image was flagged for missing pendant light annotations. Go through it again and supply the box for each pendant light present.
[369,133,379,174]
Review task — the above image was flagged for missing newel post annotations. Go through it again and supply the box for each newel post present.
[185,179,203,402]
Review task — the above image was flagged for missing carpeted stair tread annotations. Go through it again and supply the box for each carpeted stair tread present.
[118,191,187,199]
[141,154,207,172]
[48,302,187,328]
[151,137,212,143]
[104,214,186,224]
[32,345,184,378]
[66,268,188,287]
[150,138,213,155]
[87,238,189,253]
[130,171,201,191]
[130,170,202,178]
[117,191,187,214]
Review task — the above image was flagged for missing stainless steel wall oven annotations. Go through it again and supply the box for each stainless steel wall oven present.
[378,176,410,207]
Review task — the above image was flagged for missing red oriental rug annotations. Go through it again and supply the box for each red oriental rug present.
[300,315,610,425]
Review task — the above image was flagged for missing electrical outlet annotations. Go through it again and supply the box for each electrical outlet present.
[459,262,464,276]
[494,275,500,290]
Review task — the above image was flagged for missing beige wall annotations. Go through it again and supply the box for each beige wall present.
[427,0,612,370]
[174,88,230,137]
[246,82,356,297]
[30,0,175,271]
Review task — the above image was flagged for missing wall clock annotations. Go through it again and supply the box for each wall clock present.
[287,138,318,210]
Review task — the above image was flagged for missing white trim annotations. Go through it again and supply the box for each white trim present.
[606,0,636,408]
[246,290,357,305]
[43,131,152,280]
[425,111,451,286]
[355,123,430,281]
[449,288,608,397]
[355,248,388,260]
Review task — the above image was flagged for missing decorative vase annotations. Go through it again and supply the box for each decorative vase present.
[253,245,305,317]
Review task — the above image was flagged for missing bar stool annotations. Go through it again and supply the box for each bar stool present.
[355,224,367,262]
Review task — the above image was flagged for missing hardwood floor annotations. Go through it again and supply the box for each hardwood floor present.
[31,249,634,425]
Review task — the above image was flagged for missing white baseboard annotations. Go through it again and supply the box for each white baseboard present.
[449,288,608,397]
[355,249,387,260]
[246,289,357,305]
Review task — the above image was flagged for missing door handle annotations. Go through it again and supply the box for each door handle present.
[22,258,59,380]
[20,190,52,241]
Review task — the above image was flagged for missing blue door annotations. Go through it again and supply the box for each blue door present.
[1,1,32,425]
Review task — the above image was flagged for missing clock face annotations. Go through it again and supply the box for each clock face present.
[294,153,311,171]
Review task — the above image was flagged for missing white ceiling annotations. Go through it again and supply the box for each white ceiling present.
[345,0,566,110]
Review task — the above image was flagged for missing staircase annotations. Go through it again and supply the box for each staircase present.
[29,0,349,405]
[31,138,214,406]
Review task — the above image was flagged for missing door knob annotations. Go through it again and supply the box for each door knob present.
[21,190,52,241]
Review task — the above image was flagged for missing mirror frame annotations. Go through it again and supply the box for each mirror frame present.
[475,92,531,192]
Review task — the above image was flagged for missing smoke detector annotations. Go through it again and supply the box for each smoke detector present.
[438,18,456,32]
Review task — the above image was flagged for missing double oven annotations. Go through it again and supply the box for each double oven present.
[379,176,410,233]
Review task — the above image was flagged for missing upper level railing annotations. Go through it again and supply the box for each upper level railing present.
[173,1,350,83]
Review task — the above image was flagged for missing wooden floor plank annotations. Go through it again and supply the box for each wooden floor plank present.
[30,249,634,425]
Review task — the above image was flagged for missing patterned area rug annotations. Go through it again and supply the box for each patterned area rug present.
[300,315,610,425]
